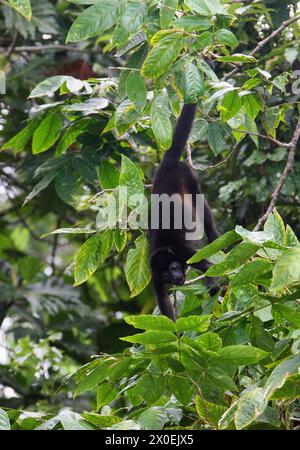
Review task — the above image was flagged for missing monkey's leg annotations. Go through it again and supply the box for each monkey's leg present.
[152,276,176,322]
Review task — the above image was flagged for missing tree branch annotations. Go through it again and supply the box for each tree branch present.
[224,14,300,80]
[0,44,98,54]
[254,114,300,230]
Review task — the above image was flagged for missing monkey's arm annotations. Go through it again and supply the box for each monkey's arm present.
[152,276,176,322]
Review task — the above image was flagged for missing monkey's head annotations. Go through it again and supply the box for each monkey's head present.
[150,247,185,285]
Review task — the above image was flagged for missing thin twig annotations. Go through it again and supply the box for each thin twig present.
[254,114,300,230]
[233,130,292,148]
[0,44,99,54]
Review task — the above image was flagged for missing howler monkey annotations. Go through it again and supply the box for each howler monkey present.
[148,103,219,321]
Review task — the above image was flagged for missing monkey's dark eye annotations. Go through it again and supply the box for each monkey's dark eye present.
[170,262,179,271]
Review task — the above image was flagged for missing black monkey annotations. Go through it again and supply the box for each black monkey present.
[148,103,219,321]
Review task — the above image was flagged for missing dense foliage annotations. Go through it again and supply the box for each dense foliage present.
[0,0,300,430]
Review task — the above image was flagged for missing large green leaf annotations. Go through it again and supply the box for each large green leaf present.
[74,231,113,286]
[218,345,269,365]
[125,314,175,331]
[125,234,151,297]
[183,62,204,103]
[188,230,240,263]
[271,248,300,291]
[195,396,227,427]
[134,374,167,405]
[206,242,259,276]
[169,376,193,406]
[160,0,178,29]
[265,354,300,399]
[234,387,267,430]
[120,1,147,33]
[119,155,144,203]
[66,0,119,42]
[8,0,32,20]
[231,259,272,286]
[138,407,167,430]
[185,0,226,16]
[142,33,184,79]
[59,411,94,430]
[176,315,211,332]
[125,71,147,110]
[32,113,62,154]
[120,330,177,344]
[151,93,173,150]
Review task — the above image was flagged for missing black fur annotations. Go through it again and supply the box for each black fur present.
[149,103,219,321]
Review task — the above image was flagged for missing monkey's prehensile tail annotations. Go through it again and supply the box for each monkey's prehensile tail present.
[163,103,197,164]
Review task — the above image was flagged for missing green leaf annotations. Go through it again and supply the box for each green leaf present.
[29,76,69,98]
[215,29,238,49]
[138,407,167,430]
[218,345,269,365]
[74,358,115,396]
[23,171,56,205]
[271,248,300,291]
[120,155,144,203]
[0,409,10,430]
[235,225,274,245]
[55,118,90,156]
[242,93,262,119]
[42,228,97,237]
[55,165,81,205]
[160,0,178,29]
[183,62,204,103]
[142,33,184,79]
[272,304,300,328]
[234,387,267,430]
[206,242,259,277]
[82,413,121,429]
[286,225,300,247]
[120,2,147,33]
[125,314,175,331]
[174,15,211,31]
[64,98,108,114]
[169,376,193,406]
[1,118,40,152]
[32,113,62,154]
[66,0,119,42]
[134,374,167,405]
[59,411,94,430]
[185,0,226,16]
[195,396,227,427]
[115,100,141,134]
[270,374,300,401]
[96,382,118,408]
[120,330,177,344]
[98,161,120,190]
[220,90,242,122]
[8,0,32,20]
[175,315,211,332]
[231,259,272,286]
[151,92,173,150]
[125,235,151,297]
[217,54,257,63]
[196,332,222,355]
[125,71,147,110]
[207,122,228,155]
[264,209,285,245]
[188,230,240,263]
[265,353,300,399]
[113,229,127,252]
[74,231,113,286]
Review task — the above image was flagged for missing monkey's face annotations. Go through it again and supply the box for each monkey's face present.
[162,261,185,285]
